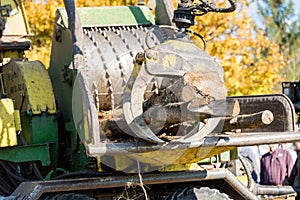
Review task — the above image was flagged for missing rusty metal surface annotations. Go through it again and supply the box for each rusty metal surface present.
[11,169,259,200]
[229,94,296,132]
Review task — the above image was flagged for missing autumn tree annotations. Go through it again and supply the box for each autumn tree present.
[24,0,138,68]
[256,0,300,81]
[190,0,285,95]
[24,0,60,68]
[24,0,284,95]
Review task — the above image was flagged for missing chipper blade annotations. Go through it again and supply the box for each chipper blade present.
[123,55,165,144]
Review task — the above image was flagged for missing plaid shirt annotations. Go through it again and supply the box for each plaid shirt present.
[260,148,294,185]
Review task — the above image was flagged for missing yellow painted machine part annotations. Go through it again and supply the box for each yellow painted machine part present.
[3,51,24,60]
[13,109,21,131]
[97,145,236,173]
[3,60,56,114]
[0,98,17,147]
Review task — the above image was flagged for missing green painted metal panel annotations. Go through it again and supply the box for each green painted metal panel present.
[21,114,58,145]
[31,115,58,144]
[20,114,59,167]
[0,143,52,166]
[58,6,155,28]
[229,148,239,160]
[49,14,89,172]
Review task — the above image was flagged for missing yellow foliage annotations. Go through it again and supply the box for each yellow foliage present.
[23,0,284,95]
[24,0,138,68]
[24,0,62,68]
[191,0,285,95]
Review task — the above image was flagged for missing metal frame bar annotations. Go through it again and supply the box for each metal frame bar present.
[87,131,300,155]
[12,169,259,200]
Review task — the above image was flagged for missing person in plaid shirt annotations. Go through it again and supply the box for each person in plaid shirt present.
[260,144,294,186]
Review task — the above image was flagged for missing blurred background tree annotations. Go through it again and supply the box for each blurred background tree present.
[256,0,300,81]
[24,0,286,95]
[24,0,125,68]
[191,0,285,95]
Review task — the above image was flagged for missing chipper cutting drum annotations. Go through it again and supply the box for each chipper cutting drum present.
[78,26,149,110]
[49,6,233,172]
[74,27,228,139]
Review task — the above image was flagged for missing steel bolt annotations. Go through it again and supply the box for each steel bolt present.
[146,50,158,60]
